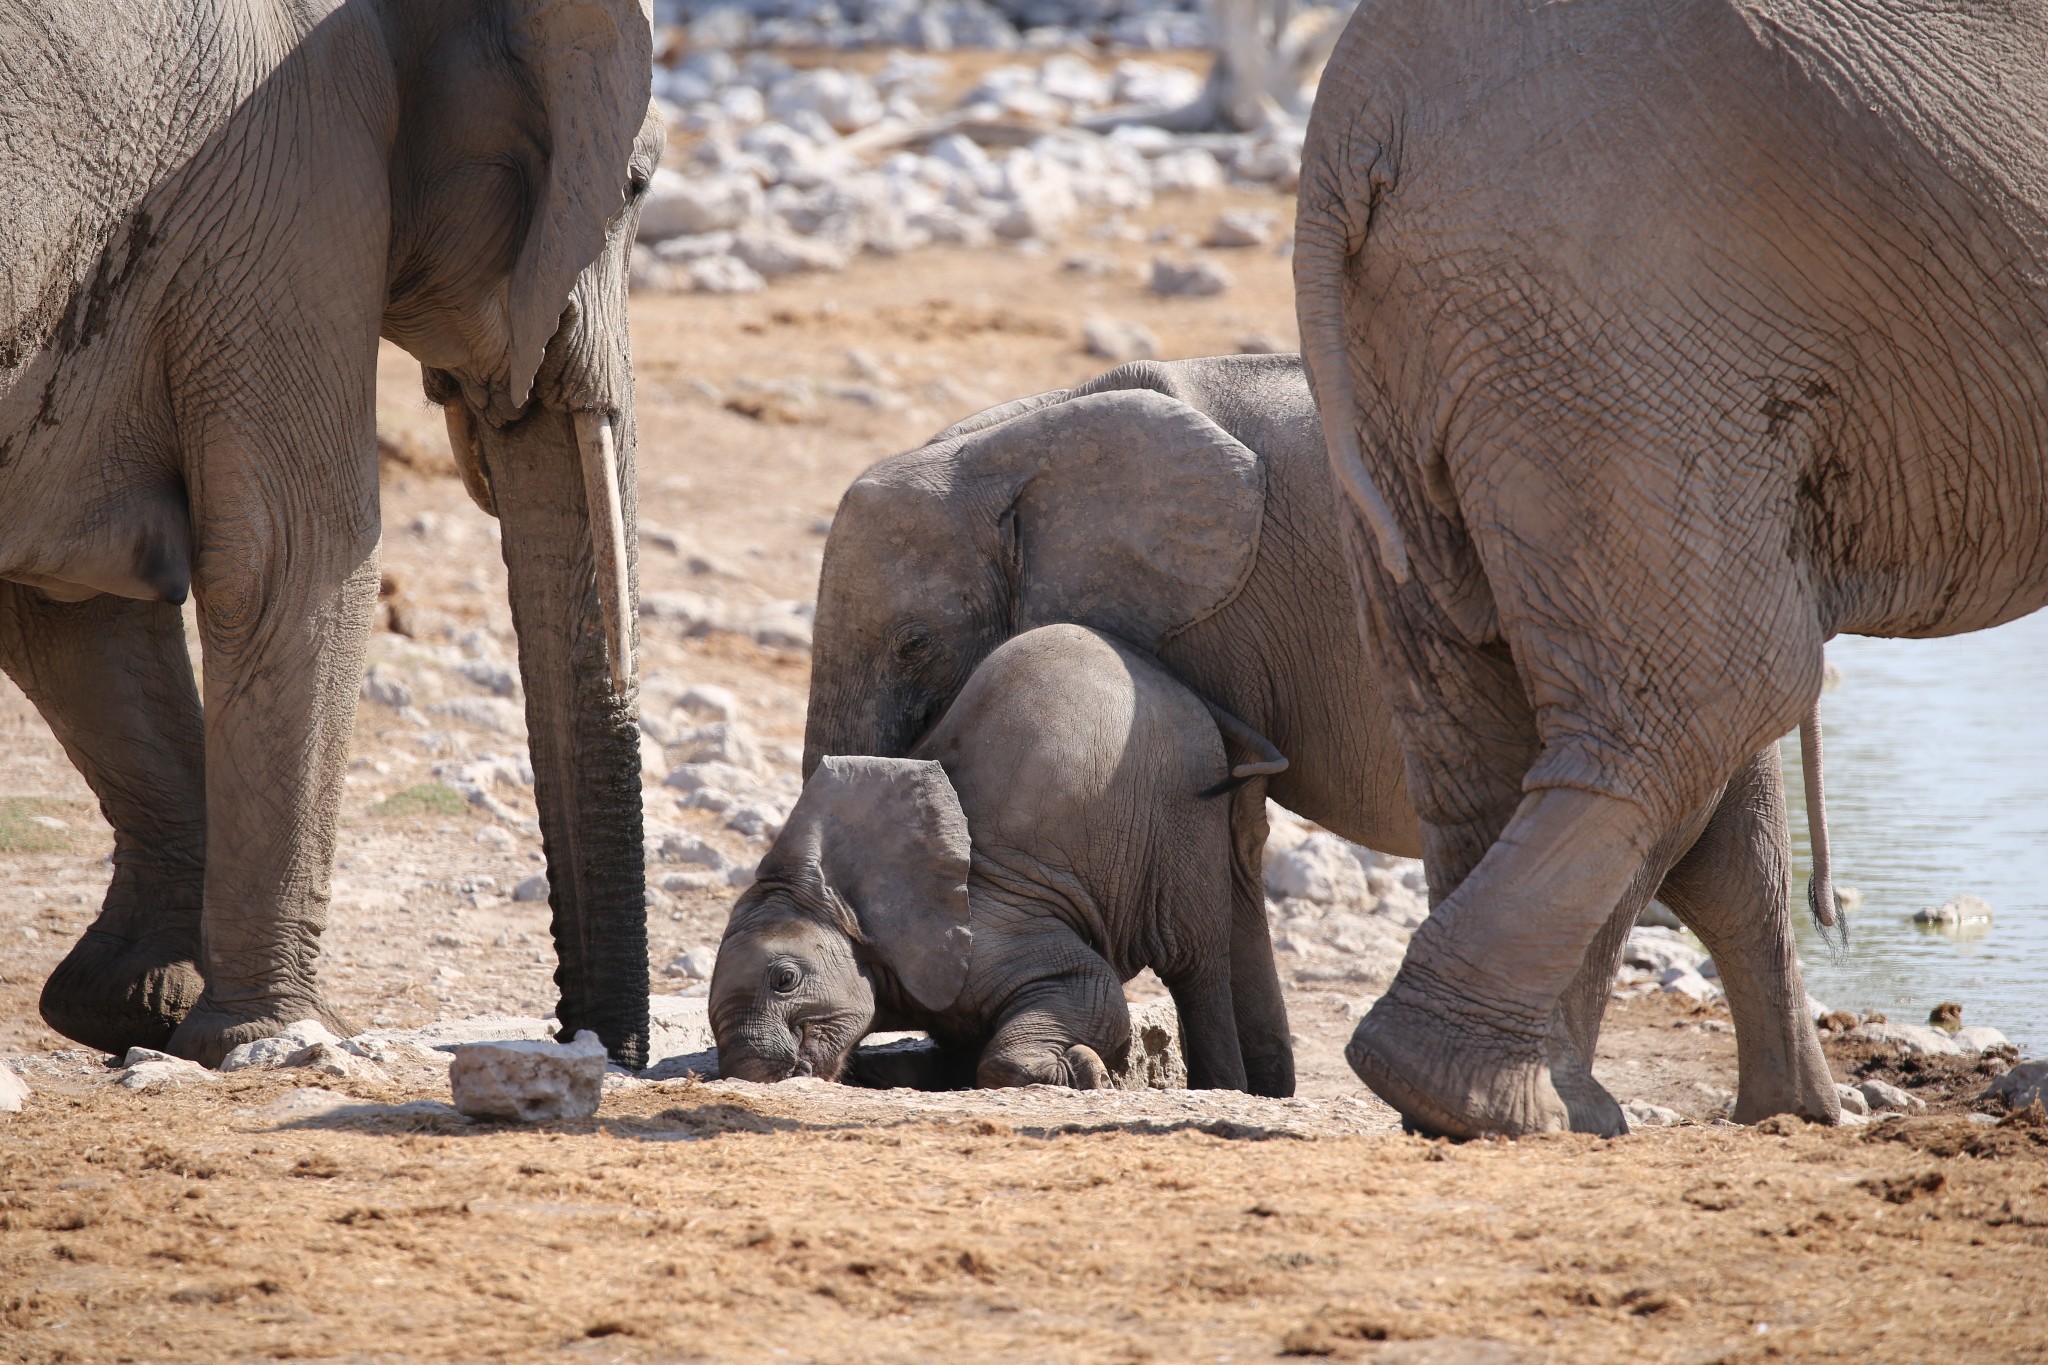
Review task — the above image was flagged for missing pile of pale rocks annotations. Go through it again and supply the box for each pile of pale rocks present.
[653,0,1290,59]
[632,50,1306,297]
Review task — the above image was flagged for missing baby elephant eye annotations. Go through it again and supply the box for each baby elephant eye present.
[893,626,934,661]
[627,169,651,199]
[769,963,802,993]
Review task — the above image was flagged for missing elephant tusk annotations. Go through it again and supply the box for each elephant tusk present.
[572,410,633,700]
[442,401,497,518]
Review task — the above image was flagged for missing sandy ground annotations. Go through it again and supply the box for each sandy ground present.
[5,80,2048,1362]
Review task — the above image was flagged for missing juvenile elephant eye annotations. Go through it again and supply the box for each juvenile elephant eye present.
[769,963,802,993]
[627,169,650,199]
[893,626,934,661]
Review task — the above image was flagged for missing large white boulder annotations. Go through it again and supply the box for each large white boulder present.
[768,69,885,133]
[449,1031,606,1122]
[1264,831,1372,905]
[638,169,764,242]
[0,1064,28,1115]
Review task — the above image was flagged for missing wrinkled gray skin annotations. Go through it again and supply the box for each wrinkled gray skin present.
[0,0,658,1066]
[715,625,1294,1094]
[803,354,1837,1129]
[1295,0,2048,1135]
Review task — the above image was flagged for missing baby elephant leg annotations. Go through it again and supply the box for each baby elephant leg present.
[1167,965,1249,1091]
[1227,782,1294,1096]
[977,960,1130,1090]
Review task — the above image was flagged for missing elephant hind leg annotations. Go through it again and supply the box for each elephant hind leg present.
[0,584,206,1054]
[1659,747,1840,1126]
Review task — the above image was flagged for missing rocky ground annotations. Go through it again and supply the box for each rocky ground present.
[5,41,2048,1363]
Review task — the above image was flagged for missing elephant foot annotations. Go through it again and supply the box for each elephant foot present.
[1731,1060,1844,1127]
[165,993,359,1068]
[976,1042,1110,1090]
[39,929,203,1056]
[1545,1017,1627,1137]
[1346,992,1572,1138]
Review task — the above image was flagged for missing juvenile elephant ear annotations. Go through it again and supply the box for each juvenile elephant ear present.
[782,757,974,1012]
[955,389,1267,650]
[501,0,652,407]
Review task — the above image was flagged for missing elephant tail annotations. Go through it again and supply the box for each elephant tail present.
[1799,698,1848,953]
[1293,150,1410,585]
[1196,698,1288,799]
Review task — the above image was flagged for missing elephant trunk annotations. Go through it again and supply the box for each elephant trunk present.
[475,403,649,1068]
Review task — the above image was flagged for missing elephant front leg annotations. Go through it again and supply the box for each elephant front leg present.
[0,586,206,1054]
[1226,783,1293,1097]
[164,500,380,1065]
[976,960,1130,1090]
[1348,788,1657,1137]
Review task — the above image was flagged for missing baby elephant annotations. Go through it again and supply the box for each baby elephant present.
[710,624,1292,1094]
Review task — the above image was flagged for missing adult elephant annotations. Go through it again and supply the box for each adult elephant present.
[1295,0,2048,1135]
[0,0,658,1066]
[803,354,1839,1125]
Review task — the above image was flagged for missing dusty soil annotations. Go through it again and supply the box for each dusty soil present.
[5,60,2047,1361]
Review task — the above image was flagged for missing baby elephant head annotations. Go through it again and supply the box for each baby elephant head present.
[710,757,973,1083]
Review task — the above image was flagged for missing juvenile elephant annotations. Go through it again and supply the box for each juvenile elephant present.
[713,625,1293,1093]
[1,0,657,1064]
[1294,0,2048,1134]
[803,354,1837,1125]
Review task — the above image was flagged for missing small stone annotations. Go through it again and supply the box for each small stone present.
[1954,1025,2010,1055]
[1981,1059,2048,1113]
[476,825,515,850]
[1622,1099,1683,1128]
[1148,255,1232,297]
[360,664,414,709]
[511,874,550,903]
[1082,316,1159,362]
[1834,1083,1870,1116]
[688,255,766,295]
[732,225,849,280]
[1622,927,1707,976]
[726,804,786,840]
[1233,332,1288,355]
[677,685,740,722]
[665,946,719,981]
[655,833,727,869]
[118,1051,213,1089]
[1205,209,1276,248]
[219,1020,343,1072]
[28,814,67,831]
[661,870,724,894]
[1857,1078,1926,1113]
[1658,966,1724,1005]
[449,1031,607,1122]
[1147,147,1224,195]
[0,1064,28,1114]
[1914,894,1993,927]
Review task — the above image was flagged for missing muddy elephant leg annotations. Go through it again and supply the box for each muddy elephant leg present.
[1226,783,1293,1097]
[1658,748,1839,1124]
[0,585,206,1054]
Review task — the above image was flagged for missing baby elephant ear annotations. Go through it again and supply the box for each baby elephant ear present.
[794,757,974,1012]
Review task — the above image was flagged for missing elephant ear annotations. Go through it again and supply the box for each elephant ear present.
[955,389,1267,650]
[501,0,652,408]
[777,756,974,1012]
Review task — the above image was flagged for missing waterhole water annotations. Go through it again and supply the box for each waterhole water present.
[1780,608,2048,1052]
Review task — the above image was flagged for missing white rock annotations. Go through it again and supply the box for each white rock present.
[641,732,668,779]
[651,230,739,264]
[654,833,727,869]
[476,824,515,850]
[726,860,759,889]
[1857,1078,1926,1113]
[1834,1082,1871,1116]
[1914,894,1993,927]
[671,720,762,772]
[1622,1098,1683,1128]
[768,68,884,133]
[1658,966,1724,1004]
[1263,831,1373,905]
[219,1020,343,1072]
[661,870,725,894]
[666,762,762,803]
[1982,1058,2048,1112]
[688,255,767,295]
[118,1050,214,1089]
[1147,148,1224,195]
[1848,1021,1961,1056]
[428,696,524,735]
[1234,137,1302,189]
[1206,209,1276,248]
[725,802,786,839]
[639,169,765,242]
[1954,1025,2010,1055]
[732,225,849,279]
[1083,316,1159,361]
[360,664,414,709]
[1112,59,1202,108]
[750,601,815,650]
[449,1030,607,1122]
[0,1064,28,1114]
[677,684,741,722]
[665,946,719,981]
[1622,927,1707,976]
[511,874,549,903]
[1148,255,1232,297]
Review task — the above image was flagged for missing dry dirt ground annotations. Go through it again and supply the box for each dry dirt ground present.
[5,62,2048,1361]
